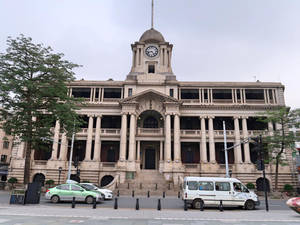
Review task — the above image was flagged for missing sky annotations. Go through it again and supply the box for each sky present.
[0,0,300,108]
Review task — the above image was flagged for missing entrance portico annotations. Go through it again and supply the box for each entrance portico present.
[139,141,161,170]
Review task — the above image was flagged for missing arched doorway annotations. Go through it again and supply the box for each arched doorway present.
[138,110,164,128]
[256,177,270,192]
[33,173,45,186]
[100,175,114,187]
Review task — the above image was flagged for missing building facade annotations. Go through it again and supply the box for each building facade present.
[0,127,13,182]
[9,28,296,190]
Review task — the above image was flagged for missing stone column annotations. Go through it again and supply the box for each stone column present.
[119,113,127,161]
[59,132,67,161]
[94,115,102,161]
[51,120,60,160]
[164,114,171,162]
[128,113,136,161]
[84,115,94,161]
[242,117,251,163]
[234,117,242,163]
[174,113,181,162]
[137,140,140,161]
[208,116,216,163]
[200,116,207,163]
[160,141,163,160]
[268,121,274,136]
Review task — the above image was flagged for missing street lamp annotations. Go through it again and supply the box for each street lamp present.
[58,167,62,184]
[67,120,76,181]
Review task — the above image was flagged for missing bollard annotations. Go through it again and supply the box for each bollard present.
[155,183,157,190]
[168,183,170,190]
[72,197,75,208]
[163,191,165,198]
[178,191,180,199]
[135,198,139,210]
[114,198,118,209]
[157,198,161,210]
[184,199,188,211]
[93,197,96,209]
[140,183,142,189]
[127,183,130,189]
[147,191,150,198]
[219,200,223,212]
[132,190,135,198]
[200,200,204,211]
[117,190,120,197]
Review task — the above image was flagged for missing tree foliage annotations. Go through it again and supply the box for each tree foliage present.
[0,35,83,184]
[258,106,300,190]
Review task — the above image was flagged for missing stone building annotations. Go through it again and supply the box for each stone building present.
[0,127,13,182]
[8,27,296,191]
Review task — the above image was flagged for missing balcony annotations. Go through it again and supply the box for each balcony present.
[214,130,235,138]
[101,129,120,136]
[137,128,164,136]
[248,130,268,136]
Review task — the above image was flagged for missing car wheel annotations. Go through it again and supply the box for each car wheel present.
[244,200,255,210]
[51,195,60,203]
[193,199,204,209]
[85,196,94,204]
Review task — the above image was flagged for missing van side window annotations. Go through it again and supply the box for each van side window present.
[233,182,242,192]
[188,181,198,190]
[215,182,231,191]
[198,181,214,191]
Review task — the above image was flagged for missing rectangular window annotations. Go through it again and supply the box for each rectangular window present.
[128,88,132,97]
[181,89,199,99]
[148,65,155,73]
[95,88,99,99]
[169,89,174,97]
[198,181,214,191]
[187,181,198,190]
[212,89,232,100]
[103,88,122,98]
[3,141,9,149]
[1,155,7,162]
[71,88,91,98]
[215,182,231,191]
[245,89,264,100]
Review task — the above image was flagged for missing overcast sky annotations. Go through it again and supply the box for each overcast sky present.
[0,0,300,108]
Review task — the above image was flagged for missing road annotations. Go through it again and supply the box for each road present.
[0,191,298,225]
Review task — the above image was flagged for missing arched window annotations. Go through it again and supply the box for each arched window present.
[33,173,45,186]
[143,116,158,128]
[100,175,114,187]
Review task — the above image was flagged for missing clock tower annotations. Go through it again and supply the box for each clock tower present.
[126,28,176,81]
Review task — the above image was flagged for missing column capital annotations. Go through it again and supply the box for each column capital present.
[129,112,136,116]
[207,115,215,119]
[165,112,172,116]
[241,116,249,119]
[121,112,128,116]
[199,115,207,119]
[233,116,241,119]
[87,114,94,118]
[96,114,102,118]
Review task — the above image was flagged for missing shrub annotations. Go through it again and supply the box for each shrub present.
[45,179,55,186]
[283,184,293,192]
[8,177,18,189]
[246,182,255,189]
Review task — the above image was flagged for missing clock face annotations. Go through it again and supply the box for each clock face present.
[145,46,159,58]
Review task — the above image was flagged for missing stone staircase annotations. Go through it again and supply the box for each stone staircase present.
[116,170,180,197]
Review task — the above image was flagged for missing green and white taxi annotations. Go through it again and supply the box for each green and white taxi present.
[45,183,104,204]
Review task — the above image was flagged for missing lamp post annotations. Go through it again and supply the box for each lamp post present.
[67,120,76,181]
[58,167,62,184]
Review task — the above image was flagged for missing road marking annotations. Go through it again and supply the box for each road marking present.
[69,220,85,223]
[154,217,300,222]
[0,219,10,224]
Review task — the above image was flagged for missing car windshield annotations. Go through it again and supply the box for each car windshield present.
[81,184,97,191]
[78,184,89,191]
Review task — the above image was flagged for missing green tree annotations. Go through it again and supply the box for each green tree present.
[259,107,300,191]
[0,35,83,184]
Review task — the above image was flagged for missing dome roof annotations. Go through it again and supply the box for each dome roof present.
[139,28,165,43]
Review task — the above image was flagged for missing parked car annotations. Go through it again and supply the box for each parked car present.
[286,197,300,214]
[80,183,113,200]
[45,183,104,204]
[182,176,260,210]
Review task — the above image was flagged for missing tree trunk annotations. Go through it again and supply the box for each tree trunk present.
[23,141,32,184]
[275,157,279,191]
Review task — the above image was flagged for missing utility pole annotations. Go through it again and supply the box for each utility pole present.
[67,120,76,181]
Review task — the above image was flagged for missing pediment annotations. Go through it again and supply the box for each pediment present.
[120,89,180,104]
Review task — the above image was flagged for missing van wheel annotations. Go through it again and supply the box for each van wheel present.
[193,199,204,209]
[244,200,255,210]
[85,196,94,204]
[51,195,60,203]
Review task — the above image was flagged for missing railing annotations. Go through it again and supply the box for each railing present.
[33,160,47,165]
[102,98,121,102]
[101,162,116,167]
[101,129,121,135]
[180,130,201,136]
[245,99,265,104]
[181,99,200,103]
[248,130,268,136]
[214,130,235,137]
[137,128,164,136]
[212,99,234,104]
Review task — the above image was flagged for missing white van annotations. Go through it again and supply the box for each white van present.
[182,177,260,210]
